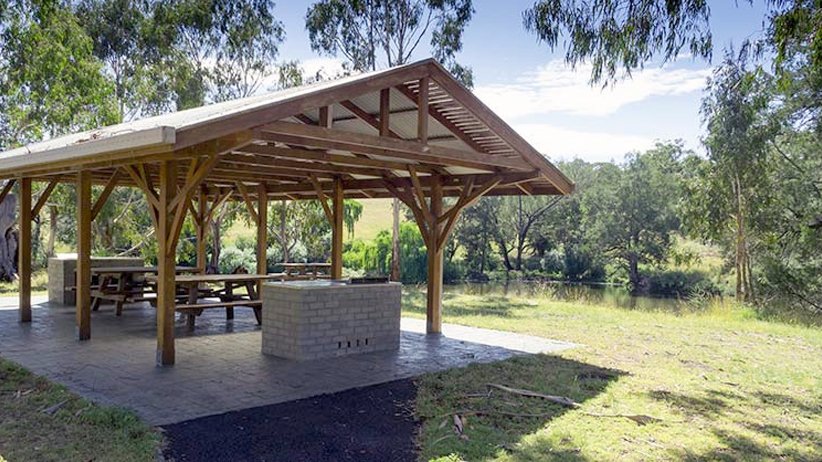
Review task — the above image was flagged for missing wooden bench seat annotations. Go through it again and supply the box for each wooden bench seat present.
[175,299,263,328]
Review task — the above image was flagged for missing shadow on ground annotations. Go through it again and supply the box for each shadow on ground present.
[652,388,822,461]
[415,354,625,461]
[162,379,419,462]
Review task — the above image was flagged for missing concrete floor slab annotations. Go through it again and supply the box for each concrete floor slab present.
[0,297,574,425]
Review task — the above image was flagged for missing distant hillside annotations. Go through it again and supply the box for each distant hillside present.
[352,198,401,241]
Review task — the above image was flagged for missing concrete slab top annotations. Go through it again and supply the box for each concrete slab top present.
[0,298,575,425]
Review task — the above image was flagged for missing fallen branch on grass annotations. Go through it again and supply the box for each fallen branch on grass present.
[41,399,68,415]
[486,383,662,426]
[487,383,580,407]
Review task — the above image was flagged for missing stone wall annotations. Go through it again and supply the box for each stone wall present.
[48,256,144,305]
[262,281,401,360]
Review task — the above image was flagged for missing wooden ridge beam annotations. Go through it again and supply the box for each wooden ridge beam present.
[236,144,441,174]
[223,153,387,178]
[262,170,539,196]
[256,121,530,171]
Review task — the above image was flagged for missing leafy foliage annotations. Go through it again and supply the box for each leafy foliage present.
[0,0,118,148]
[305,0,475,85]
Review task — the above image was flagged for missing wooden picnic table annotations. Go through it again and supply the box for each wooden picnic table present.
[147,273,287,329]
[279,262,331,279]
[91,266,199,315]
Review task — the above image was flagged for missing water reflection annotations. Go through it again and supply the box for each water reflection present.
[444,281,696,313]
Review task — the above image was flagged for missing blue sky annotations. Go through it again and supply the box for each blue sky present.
[272,1,770,163]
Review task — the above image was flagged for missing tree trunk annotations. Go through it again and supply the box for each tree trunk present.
[498,238,513,271]
[280,199,289,263]
[0,193,18,280]
[390,197,400,281]
[32,217,41,269]
[209,216,221,273]
[734,173,747,301]
[628,254,640,292]
[46,205,57,257]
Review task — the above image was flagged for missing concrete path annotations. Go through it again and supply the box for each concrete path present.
[0,299,574,425]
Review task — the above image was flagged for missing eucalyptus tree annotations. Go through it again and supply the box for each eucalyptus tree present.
[583,143,685,291]
[305,0,474,281]
[522,0,819,85]
[0,0,117,149]
[687,54,777,301]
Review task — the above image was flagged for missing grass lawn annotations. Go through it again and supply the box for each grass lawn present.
[0,270,47,296]
[404,288,822,461]
[0,358,159,461]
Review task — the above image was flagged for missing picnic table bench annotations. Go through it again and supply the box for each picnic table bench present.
[279,262,331,280]
[147,273,287,329]
[90,266,199,315]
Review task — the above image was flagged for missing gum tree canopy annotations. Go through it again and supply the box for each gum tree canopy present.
[523,0,820,85]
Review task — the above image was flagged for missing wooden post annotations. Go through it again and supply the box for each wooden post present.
[331,177,344,280]
[18,177,31,323]
[76,171,92,340]
[157,160,177,366]
[417,77,429,143]
[256,184,268,293]
[426,176,443,334]
[196,189,208,273]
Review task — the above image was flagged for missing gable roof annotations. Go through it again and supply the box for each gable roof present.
[0,59,574,198]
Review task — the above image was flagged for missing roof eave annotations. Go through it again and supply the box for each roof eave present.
[0,126,175,177]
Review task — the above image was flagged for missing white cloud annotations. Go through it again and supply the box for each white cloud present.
[475,60,711,119]
[260,57,348,93]
[298,57,347,80]
[514,123,656,163]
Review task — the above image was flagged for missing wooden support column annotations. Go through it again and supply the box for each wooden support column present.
[156,160,178,366]
[76,171,92,340]
[256,184,268,292]
[426,176,444,334]
[195,189,208,273]
[384,171,503,335]
[18,177,32,323]
[331,177,344,280]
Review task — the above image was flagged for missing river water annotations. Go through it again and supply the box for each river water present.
[443,280,694,312]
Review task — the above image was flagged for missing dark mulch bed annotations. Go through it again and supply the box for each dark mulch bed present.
[161,379,419,462]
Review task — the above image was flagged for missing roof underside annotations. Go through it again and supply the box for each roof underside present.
[0,59,574,201]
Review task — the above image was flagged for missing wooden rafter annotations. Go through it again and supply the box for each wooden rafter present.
[91,170,120,220]
[0,179,16,204]
[257,121,530,171]
[32,178,59,216]
[340,100,401,138]
[235,181,259,224]
[395,83,486,153]
[308,174,333,223]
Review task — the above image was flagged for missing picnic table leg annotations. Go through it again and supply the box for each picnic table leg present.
[245,281,262,325]
[92,275,110,311]
[186,284,198,330]
[114,274,128,316]
[225,283,234,320]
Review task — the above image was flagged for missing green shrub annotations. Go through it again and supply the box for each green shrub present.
[218,245,255,273]
[645,269,721,298]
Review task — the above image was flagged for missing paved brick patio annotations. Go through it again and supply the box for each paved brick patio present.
[0,296,574,425]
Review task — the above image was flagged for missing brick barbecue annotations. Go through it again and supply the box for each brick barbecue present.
[261,280,401,360]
